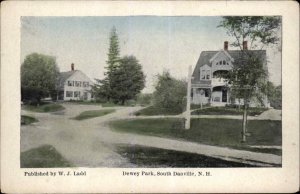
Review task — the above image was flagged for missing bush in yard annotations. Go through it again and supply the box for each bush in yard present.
[269,85,282,109]
[136,93,153,106]
[153,71,187,114]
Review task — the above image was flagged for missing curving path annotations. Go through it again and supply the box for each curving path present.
[21,103,281,167]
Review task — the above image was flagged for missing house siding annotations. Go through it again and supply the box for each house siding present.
[59,70,94,101]
[191,49,269,108]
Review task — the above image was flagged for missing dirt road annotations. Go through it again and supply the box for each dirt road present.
[21,104,281,167]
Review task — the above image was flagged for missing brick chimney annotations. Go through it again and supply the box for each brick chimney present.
[224,41,228,51]
[243,41,248,50]
[71,63,74,71]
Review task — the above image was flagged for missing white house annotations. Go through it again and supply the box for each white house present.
[191,41,270,107]
[57,63,94,101]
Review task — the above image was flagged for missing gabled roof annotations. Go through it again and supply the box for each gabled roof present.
[209,50,234,63]
[58,70,78,85]
[192,50,267,84]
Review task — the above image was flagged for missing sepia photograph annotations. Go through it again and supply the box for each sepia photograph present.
[20,16,282,168]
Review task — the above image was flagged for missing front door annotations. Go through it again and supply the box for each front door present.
[222,88,227,102]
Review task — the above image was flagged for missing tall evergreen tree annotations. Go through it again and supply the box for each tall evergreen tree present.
[92,27,146,104]
[93,27,121,101]
[106,26,120,69]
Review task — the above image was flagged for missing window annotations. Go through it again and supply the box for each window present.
[68,81,73,86]
[74,91,80,97]
[201,70,206,79]
[75,81,81,87]
[66,91,73,97]
[206,70,210,79]
[201,70,211,80]
[83,82,89,87]
[217,60,228,65]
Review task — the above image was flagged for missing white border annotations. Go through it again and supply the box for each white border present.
[1,1,299,193]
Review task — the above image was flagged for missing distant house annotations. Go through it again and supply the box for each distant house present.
[57,63,94,101]
[191,41,269,107]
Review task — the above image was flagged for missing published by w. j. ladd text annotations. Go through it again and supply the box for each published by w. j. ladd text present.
[24,171,86,177]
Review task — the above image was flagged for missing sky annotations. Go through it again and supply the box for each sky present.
[21,16,282,93]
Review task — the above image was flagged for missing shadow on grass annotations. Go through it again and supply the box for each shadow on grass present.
[116,145,258,167]
[110,118,282,155]
[21,115,38,125]
[21,145,73,168]
[134,106,183,116]
[191,106,268,116]
[23,103,65,113]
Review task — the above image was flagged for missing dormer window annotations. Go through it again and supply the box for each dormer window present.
[201,70,211,80]
[216,60,230,66]
[206,70,210,79]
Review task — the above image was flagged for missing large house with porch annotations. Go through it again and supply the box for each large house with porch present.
[57,63,94,101]
[191,41,269,107]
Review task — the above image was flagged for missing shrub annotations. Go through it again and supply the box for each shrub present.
[152,71,187,114]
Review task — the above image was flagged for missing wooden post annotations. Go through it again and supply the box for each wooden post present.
[185,65,192,130]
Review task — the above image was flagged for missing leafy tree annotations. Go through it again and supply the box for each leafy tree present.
[93,27,146,104]
[91,78,110,102]
[219,16,281,142]
[153,71,187,113]
[21,53,59,104]
[109,56,145,104]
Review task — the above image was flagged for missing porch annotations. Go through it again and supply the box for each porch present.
[191,86,230,106]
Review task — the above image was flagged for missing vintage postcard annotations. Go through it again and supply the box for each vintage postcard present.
[1,0,299,193]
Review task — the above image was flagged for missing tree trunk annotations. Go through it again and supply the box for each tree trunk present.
[242,102,248,142]
[121,99,125,105]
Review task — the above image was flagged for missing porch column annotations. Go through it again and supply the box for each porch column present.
[210,87,213,103]
[227,89,230,104]
[192,88,197,104]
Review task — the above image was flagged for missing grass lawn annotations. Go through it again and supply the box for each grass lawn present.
[67,101,132,107]
[134,106,183,116]
[21,115,38,125]
[117,145,257,167]
[110,118,282,155]
[73,109,115,120]
[101,102,130,107]
[191,104,211,110]
[21,145,73,168]
[23,103,65,113]
[67,101,103,105]
[192,106,268,116]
